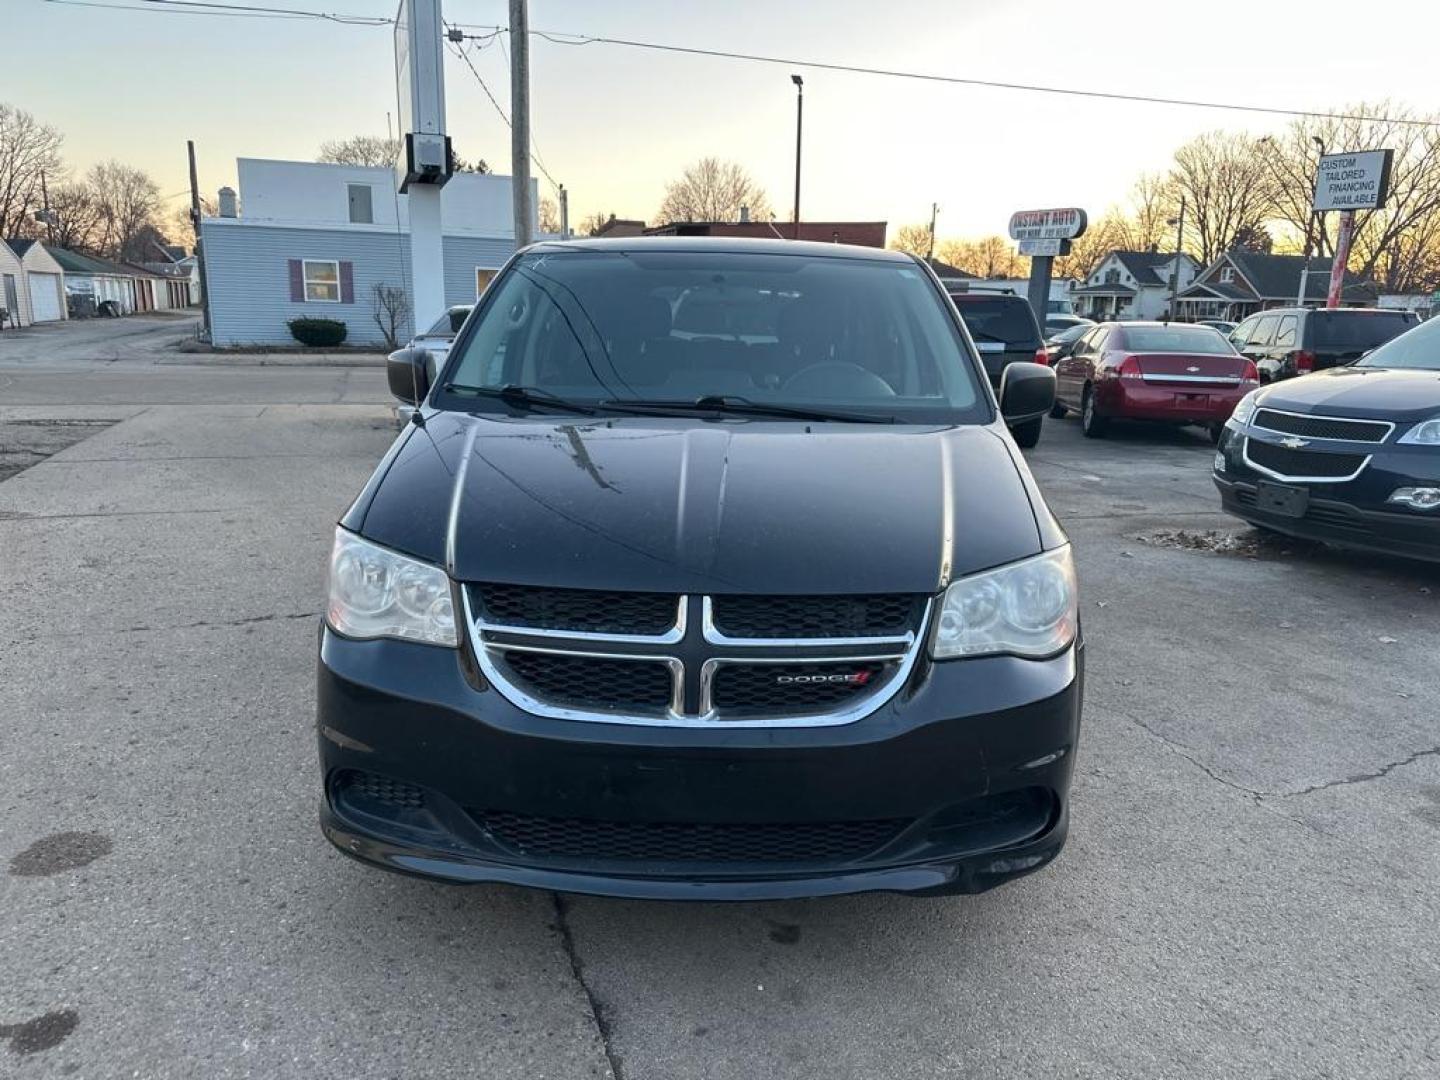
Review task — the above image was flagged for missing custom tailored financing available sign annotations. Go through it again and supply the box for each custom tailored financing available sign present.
[1312,150,1394,212]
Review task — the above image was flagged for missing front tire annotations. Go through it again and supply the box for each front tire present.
[1049,400,1068,419]
[1010,415,1043,449]
[1081,386,1108,438]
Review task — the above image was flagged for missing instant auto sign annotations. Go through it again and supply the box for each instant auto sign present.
[1008,208,1088,242]
[1312,150,1394,212]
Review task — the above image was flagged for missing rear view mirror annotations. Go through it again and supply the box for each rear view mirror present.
[387,347,433,405]
[999,362,1056,422]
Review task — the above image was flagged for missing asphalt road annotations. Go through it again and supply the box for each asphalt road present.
[1,349,1437,1078]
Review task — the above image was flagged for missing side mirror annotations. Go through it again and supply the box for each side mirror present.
[999,362,1056,423]
[387,347,432,405]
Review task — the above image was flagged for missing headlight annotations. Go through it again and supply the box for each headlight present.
[326,529,457,646]
[1398,418,1440,445]
[1229,389,1261,427]
[930,546,1078,660]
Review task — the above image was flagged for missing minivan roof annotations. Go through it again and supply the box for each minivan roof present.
[524,236,916,262]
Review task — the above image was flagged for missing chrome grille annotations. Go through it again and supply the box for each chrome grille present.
[1243,437,1369,481]
[466,590,929,728]
[1253,409,1392,443]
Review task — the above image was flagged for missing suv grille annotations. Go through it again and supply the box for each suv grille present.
[711,661,889,714]
[472,810,908,864]
[710,594,922,639]
[1245,438,1367,479]
[1253,410,1390,443]
[474,583,677,635]
[501,651,673,711]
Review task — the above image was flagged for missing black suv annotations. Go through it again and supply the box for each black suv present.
[318,238,1082,900]
[946,289,1047,447]
[1229,307,1418,383]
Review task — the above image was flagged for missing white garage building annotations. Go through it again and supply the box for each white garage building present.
[4,239,68,323]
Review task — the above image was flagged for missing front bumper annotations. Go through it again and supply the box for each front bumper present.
[1094,379,1248,424]
[316,627,1084,900]
[1214,426,1440,563]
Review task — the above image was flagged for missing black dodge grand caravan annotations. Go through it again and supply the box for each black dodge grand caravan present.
[318,238,1083,899]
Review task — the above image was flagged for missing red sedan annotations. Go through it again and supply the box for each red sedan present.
[1050,321,1259,442]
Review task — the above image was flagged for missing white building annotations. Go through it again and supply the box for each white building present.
[200,159,536,346]
[3,239,68,323]
[1072,250,1199,321]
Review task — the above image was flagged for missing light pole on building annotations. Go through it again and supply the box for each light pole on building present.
[1298,135,1324,306]
[791,74,803,240]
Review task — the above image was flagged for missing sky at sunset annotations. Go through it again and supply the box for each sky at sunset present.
[10,0,1440,242]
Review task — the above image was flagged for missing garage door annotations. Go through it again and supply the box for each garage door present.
[29,272,63,322]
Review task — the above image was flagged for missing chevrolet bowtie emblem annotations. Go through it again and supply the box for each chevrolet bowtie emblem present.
[1280,436,1309,450]
[1186,366,1200,373]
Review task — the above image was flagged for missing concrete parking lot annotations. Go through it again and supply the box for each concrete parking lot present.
[1,353,1437,1078]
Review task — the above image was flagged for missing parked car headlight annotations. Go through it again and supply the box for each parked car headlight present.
[1398,417,1440,445]
[326,529,457,646]
[930,546,1078,660]
[1229,389,1261,427]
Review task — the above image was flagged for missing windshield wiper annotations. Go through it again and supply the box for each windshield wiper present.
[967,330,1009,345]
[599,394,892,424]
[442,383,596,416]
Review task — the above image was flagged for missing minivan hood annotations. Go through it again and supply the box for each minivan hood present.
[1258,366,1440,423]
[350,412,1048,595]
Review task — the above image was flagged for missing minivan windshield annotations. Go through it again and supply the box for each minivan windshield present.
[1355,314,1440,370]
[439,250,987,422]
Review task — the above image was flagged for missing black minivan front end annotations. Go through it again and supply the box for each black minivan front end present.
[317,239,1082,899]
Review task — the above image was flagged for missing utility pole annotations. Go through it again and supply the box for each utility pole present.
[187,140,211,340]
[926,202,939,265]
[509,0,534,249]
[791,74,804,240]
[558,185,570,239]
[39,171,55,244]
[1167,195,1186,320]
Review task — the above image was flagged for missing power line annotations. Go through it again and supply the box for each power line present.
[508,27,1440,131]
[444,26,562,194]
[41,0,393,23]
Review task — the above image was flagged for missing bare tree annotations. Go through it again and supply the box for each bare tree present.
[657,158,772,224]
[538,197,560,234]
[373,282,411,349]
[318,136,401,167]
[46,182,105,253]
[890,223,933,257]
[85,161,161,262]
[579,210,616,236]
[939,236,1027,279]
[1167,131,1273,265]
[0,103,65,239]
[1262,103,1440,292]
[168,195,217,250]
[1127,172,1179,252]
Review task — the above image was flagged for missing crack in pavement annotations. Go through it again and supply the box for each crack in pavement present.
[551,893,624,1080]
[2,611,319,648]
[1280,745,1440,798]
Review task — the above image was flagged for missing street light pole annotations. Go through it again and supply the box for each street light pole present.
[1167,195,1186,321]
[1298,137,1324,306]
[791,74,803,240]
[509,0,533,250]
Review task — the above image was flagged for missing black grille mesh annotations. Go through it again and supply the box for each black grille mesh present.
[1254,410,1389,443]
[475,583,677,635]
[502,651,673,710]
[712,661,889,713]
[473,810,907,863]
[340,771,425,809]
[711,594,921,639]
[1246,439,1367,478]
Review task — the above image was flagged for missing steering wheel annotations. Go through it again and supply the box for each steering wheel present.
[783,362,896,398]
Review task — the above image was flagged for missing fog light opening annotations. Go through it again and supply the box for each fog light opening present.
[1388,486,1440,511]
